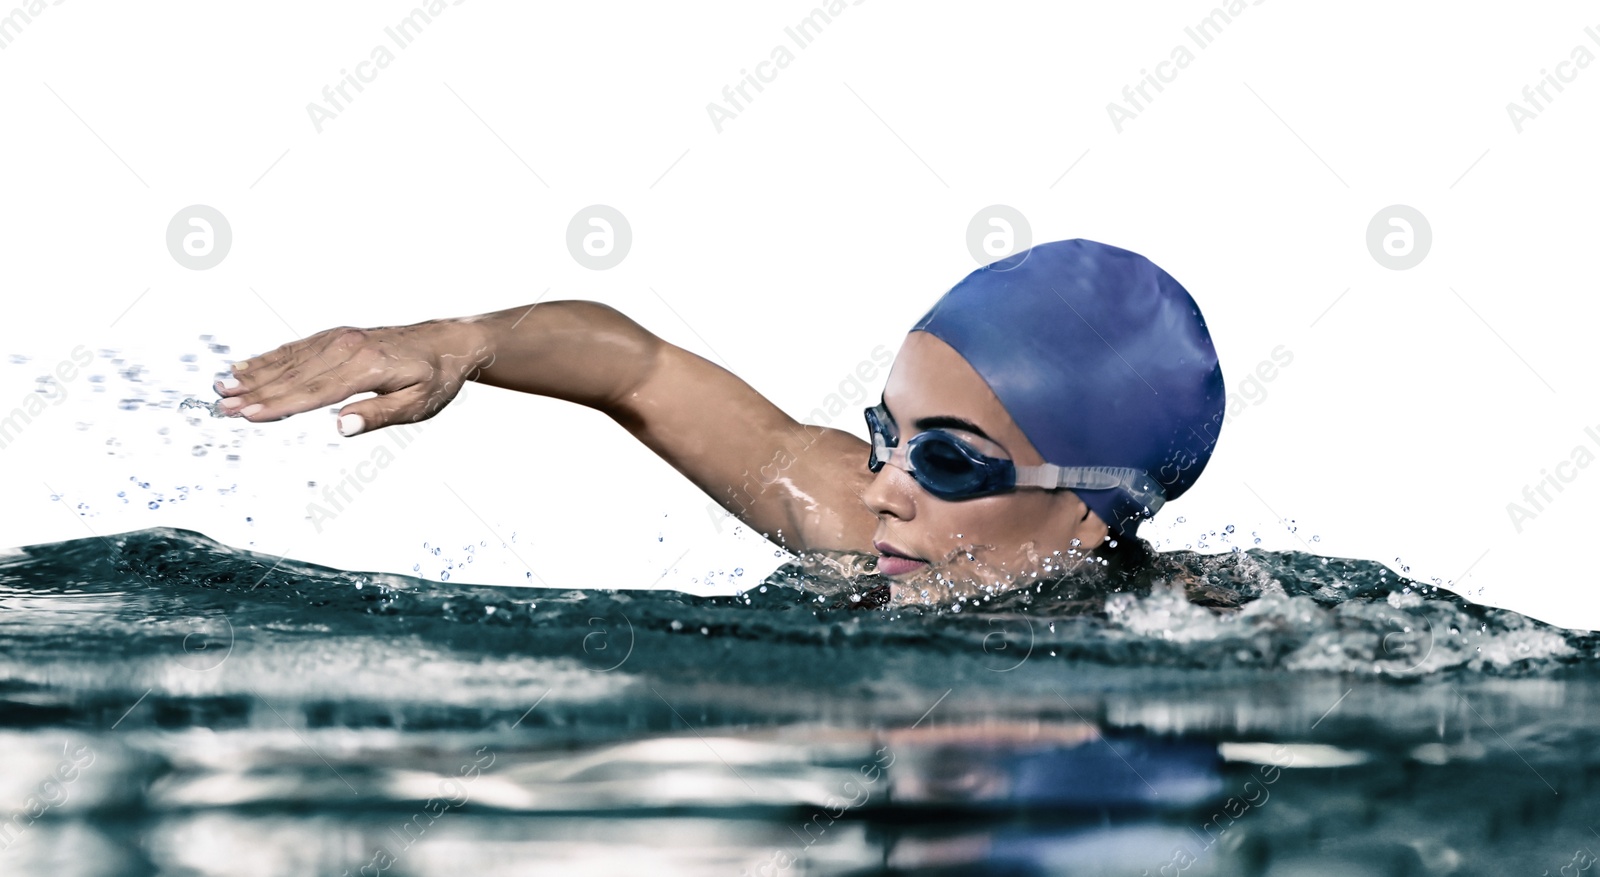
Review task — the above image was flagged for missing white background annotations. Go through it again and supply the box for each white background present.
[1,1,1595,627]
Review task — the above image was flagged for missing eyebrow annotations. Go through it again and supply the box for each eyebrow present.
[880,400,999,444]
[913,415,997,443]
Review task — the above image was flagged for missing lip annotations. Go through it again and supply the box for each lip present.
[874,541,928,577]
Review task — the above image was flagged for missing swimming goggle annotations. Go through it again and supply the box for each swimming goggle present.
[864,401,1167,513]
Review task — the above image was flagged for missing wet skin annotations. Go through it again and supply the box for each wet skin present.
[862,330,1111,600]
[212,302,1110,601]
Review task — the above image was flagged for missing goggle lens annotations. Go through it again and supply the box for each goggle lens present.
[911,435,984,490]
[864,403,1000,500]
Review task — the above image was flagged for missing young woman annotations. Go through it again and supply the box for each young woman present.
[212,239,1225,604]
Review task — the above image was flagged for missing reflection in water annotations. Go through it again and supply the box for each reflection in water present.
[1,528,1599,875]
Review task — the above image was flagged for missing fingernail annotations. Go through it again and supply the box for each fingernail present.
[338,413,365,437]
[219,397,243,409]
[232,361,249,372]
[217,377,240,391]
[240,403,263,418]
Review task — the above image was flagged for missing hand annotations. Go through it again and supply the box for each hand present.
[212,320,492,436]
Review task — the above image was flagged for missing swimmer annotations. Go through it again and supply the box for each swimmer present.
[213,239,1224,603]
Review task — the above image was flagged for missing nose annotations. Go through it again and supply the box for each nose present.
[861,449,919,522]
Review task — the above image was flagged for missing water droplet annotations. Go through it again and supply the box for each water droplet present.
[191,446,207,457]
[147,501,159,510]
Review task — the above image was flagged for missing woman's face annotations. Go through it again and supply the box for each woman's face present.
[862,331,1112,603]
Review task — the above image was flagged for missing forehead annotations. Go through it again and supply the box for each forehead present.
[882,331,1017,433]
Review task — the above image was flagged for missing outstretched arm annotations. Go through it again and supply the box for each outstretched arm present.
[214,300,876,553]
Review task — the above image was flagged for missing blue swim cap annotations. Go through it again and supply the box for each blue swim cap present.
[911,239,1225,537]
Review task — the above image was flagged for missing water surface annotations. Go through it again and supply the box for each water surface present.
[1,528,1596,876]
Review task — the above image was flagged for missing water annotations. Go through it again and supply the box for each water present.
[1,528,1598,875]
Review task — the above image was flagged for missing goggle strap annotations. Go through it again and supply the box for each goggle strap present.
[1017,464,1167,516]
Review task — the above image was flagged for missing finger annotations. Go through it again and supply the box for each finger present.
[218,327,363,397]
[333,383,442,436]
[225,349,394,423]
